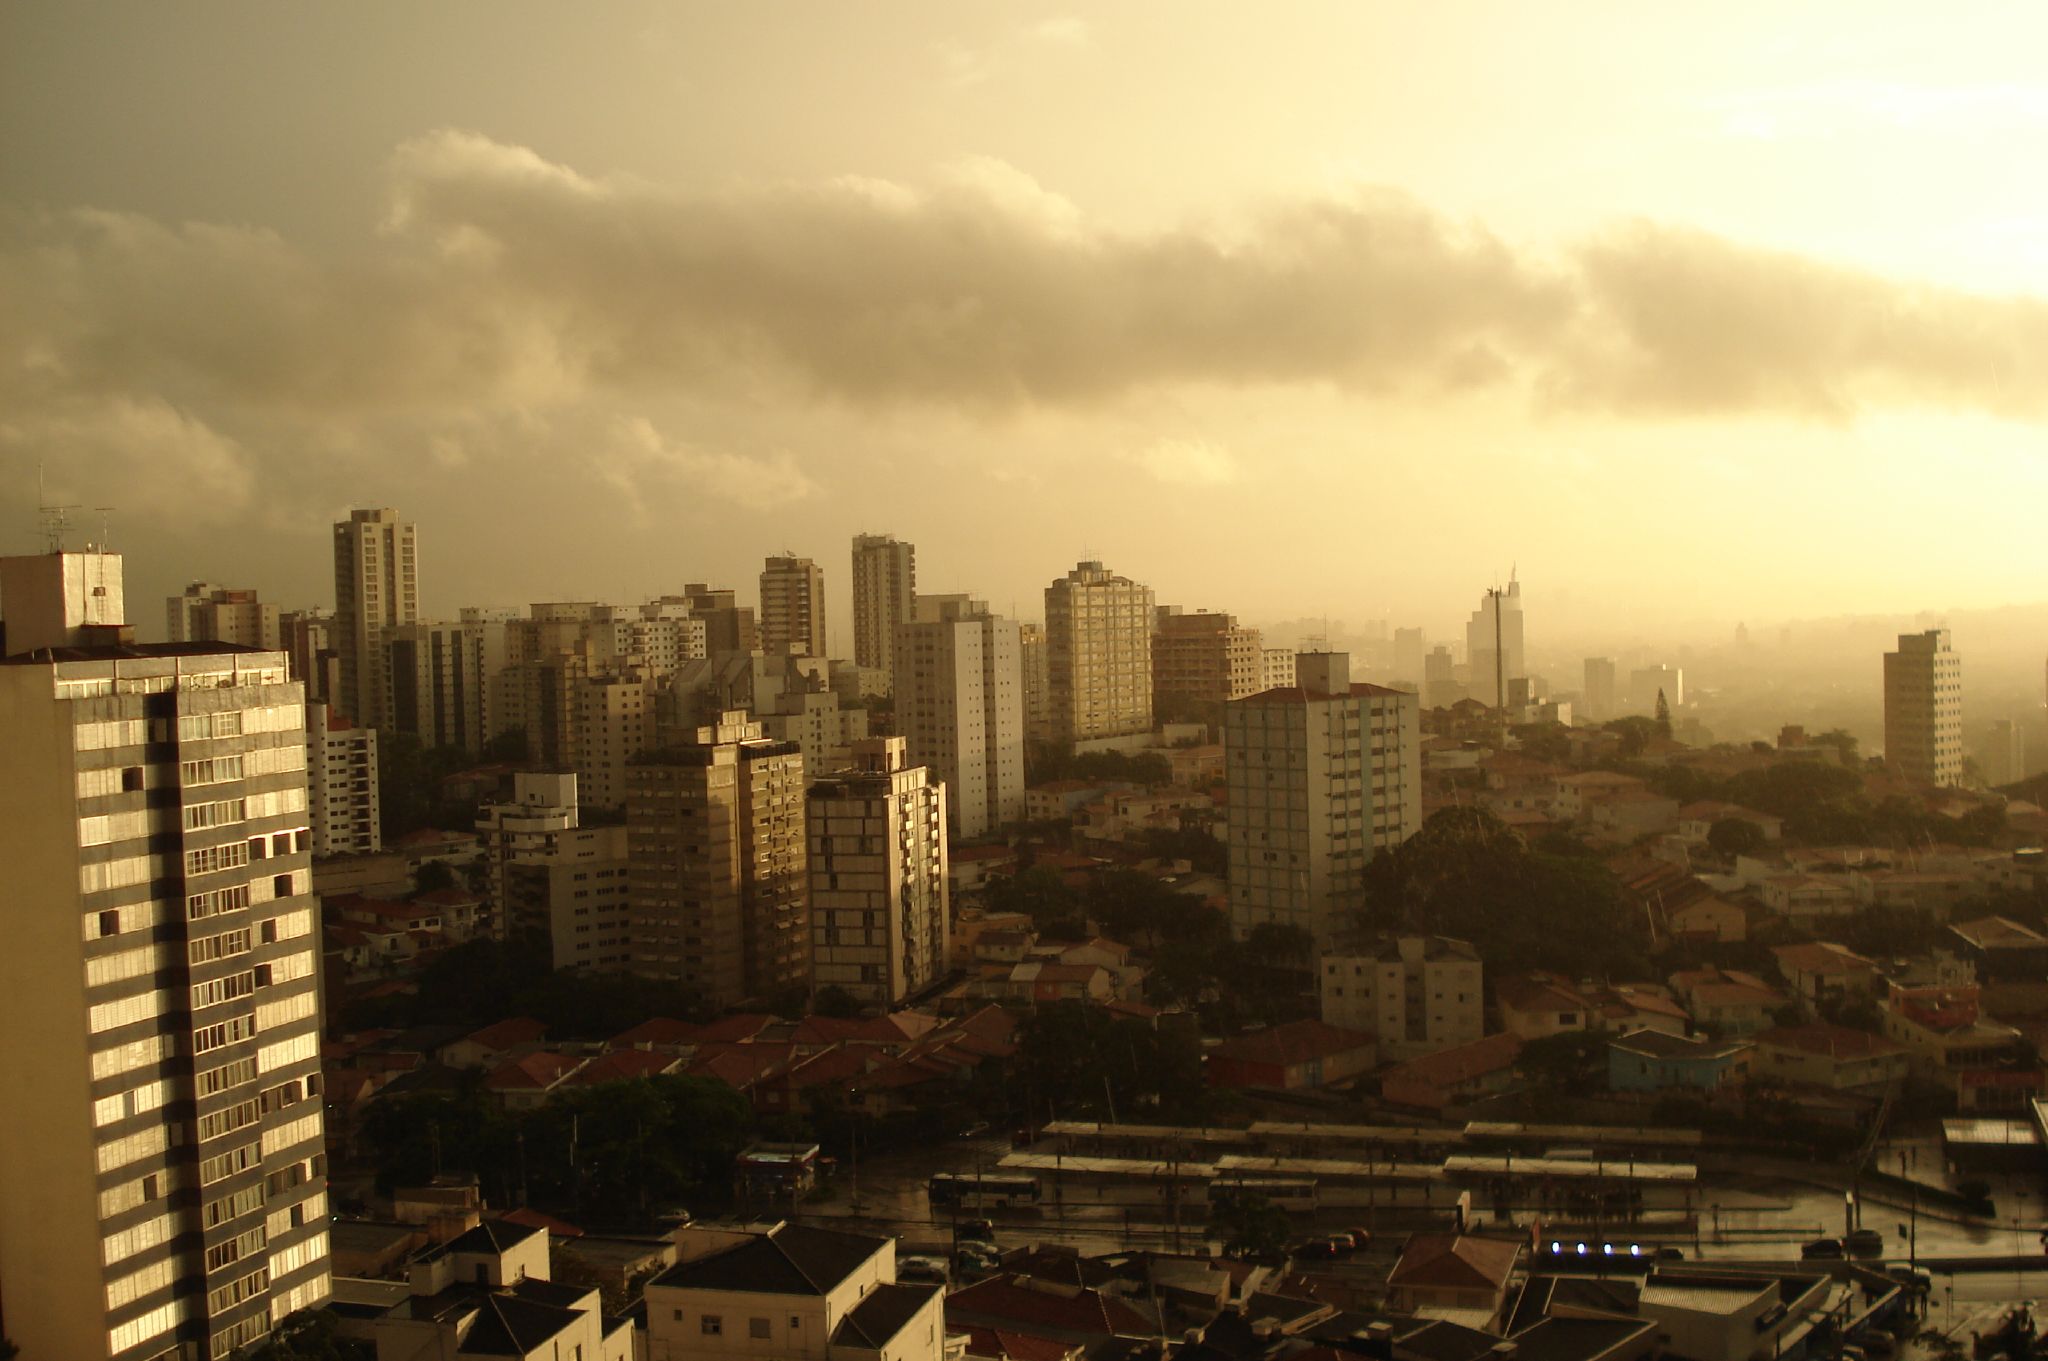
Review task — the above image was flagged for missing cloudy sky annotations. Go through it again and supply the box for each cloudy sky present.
[4,2,2046,649]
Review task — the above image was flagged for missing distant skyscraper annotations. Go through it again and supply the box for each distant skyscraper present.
[332,507,419,730]
[1422,645,1462,709]
[0,551,331,1361]
[1463,575,1525,708]
[1583,657,1617,722]
[679,583,758,655]
[850,533,915,676]
[1044,559,1154,746]
[1225,652,1422,946]
[1627,664,1683,715]
[1018,622,1051,743]
[385,621,488,754]
[1885,629,1963,787]
[808,738,949,1006]
[167,583,280,651]
[1393,628,1426,690]
[627,711,808,1008]
[1986,718,2025,788]
[1152,607,1262,718]
[895,600,1025,839]
[760,555,827,658]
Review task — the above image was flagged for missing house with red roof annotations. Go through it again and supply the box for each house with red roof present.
[1753,1024,1909,1090]
[1494,974,1594,1042]
[1676,801,1784,845]
[1379,1032,1523,1113]
[1206,1020,1376,1091]
[950,1326,1084,1361]
[1384,1233,1524,1329]
[607,1016,701,1053]
[443,1017,548,1070]
[484,1050,588,1110]
[1770,942,1882,1013]
[944,1274,1156,1345]
[563,1049,681,1087]
[1667,968,1788,1035]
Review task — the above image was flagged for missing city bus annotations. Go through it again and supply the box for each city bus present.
[927,1172,1042,1209]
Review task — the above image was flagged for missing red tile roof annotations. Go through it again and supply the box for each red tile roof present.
[1387,1233,1523,1291]
[485,1050,585,1091]
[462,1017,547,1052]
[945,1275,1153,1337]
[565,1050,679,1085]
[500,1206,585,1238]
[950,1327,1079,1361]
[608,1016,700,1050]
[1210,1020,1375,1067]
[1755,1024,1907,1061]
[1383,1032,1523,1090]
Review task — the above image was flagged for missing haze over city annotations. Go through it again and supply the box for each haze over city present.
[6,2,2048,655]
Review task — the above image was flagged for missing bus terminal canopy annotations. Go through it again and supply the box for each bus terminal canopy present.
[1216,1155,1441,1181]
[1441,1154,1697,1183]
[1000,1152,1219,1180]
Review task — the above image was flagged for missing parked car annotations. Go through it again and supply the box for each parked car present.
[1345,1228,1375,1250]
[1654,1246,1685,1261]
[957,1218,997,1243]
[954,1244,1002,1274]
[899,1256,950,1285]
[1846,1228,1885,1256]
[1802,1238,1845,1259]
[1295,1239,1340,1260]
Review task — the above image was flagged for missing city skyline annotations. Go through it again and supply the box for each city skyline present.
[6,3,2048,641]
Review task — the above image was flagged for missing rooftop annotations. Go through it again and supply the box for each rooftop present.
[650,1223,887,1296]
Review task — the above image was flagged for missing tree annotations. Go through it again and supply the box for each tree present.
[1706,817,1767,860]
[1517,1031,1607,1093]
[813,985,862,1019]
[1210,1189,1292,1259]
[984,866,1084,936]
[1653,689,1672,740]
[415,859,458,894]
[249,1310,372,1359]
[1605,716,1659,759]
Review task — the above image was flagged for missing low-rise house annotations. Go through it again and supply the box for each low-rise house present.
[1587,790,1683,841]
[1583,984,1692,1038]
[1757,874,1859,923]
[444,1016,549,1070]
[1853,869,1981,918]
[1770,942,1882,1013]
[1664,893,1748,944]
[485,1050,589,1110]
[1003,961,1115,1005]
[643,1221,944,1361]
[1949,917,2048,984]
[1607,1030,1752,1093]
[1675,802,1784,845]
[1495,973,1595,1041]
[1379,1032,1523,1113]
[1667,968,1787,1036]
[1751,1024,1909,1091]
[1883,982,2033,1104]
[1384,1234,1524,1331]
[1206,1020,1377,1091]
[950,845,1024,895]
[944,1274,1157,1347]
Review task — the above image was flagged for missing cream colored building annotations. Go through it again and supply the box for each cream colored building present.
[167,584,280,651]
[761,554,828,659]
[851,533,916,677]
[1885,628,1964,787]
[645,1222,943,1361]
[306,701,380,858]
[0,554,331,1361]
[1044,559,1154,747]
[477,771,581,942]
[384,621,488,753]
[331,507,418,731]
[808,739,950,1006]
[628,712,809,1008]
[1259,648,1297,692]
[761,685,871,779]
[1225,652,1423,946]
[1153,607,1262,717]
[1018,621,1050,743]
[894,602,1025,840]
[1320,936,1484,1063]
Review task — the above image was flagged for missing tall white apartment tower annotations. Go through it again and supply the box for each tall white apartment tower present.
[808,738,950,1006]
[1224,652,1422,947]
[0,552,331,1361]
[332,508,418,731]
[760,555,827,659]
[851,534,916,677]
[1044,560,1154,747]
[1885,629,1964,787]
[894,600,1025,840]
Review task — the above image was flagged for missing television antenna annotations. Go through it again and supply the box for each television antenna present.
[36,462,80,553]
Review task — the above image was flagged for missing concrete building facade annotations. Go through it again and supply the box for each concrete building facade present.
[807,738,950,1006]
[167,584,280,652]
[0,563,331,1361]
[1583,657,1617,722]
[1044,560,1154,747]
[1320,936,1485,1063]
[1464,576,1524,708]
[761,555,828,659]
[894,603,1025,840]
[627,712,809,1008]
[384,621,487,755]
[1225,652,1423,946]
[851,533,916,677]
[1886,629,1964,787]
[305,702,380,858]
[331,508,418,731]
[1152,608,1262,717]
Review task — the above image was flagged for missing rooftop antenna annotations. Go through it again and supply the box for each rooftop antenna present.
[93,507,115,553]
[36,461,80,554]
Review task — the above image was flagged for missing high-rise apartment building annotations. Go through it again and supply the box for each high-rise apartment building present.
[1627,664,1684,715]
[1392,628,1427,690]
[1261,648,1298,693]
[895,601,1025,840]
[1225,652,1422,947]
[1422,646,1462,709]
[1044,560,1154,747]
[305,702,380,857]
[678,584,758,655]
[1583,657,1617,722]
[1463,576,1525,708]
[331,508,418,731]
[476,773,632,970]
[1152,607,1262,718]
[851,534,916,677]
[385,621,488,754]
[277,610,337,708]
[0,553,330,1361]
[167,584,280,651]
[1986,718,2026,788]
[808,738,950,1006]
[1319,936,1484,1063]
[760,555,827,659]
[626,712,808,1008]
[1018,622,1051,744]
[1885,629,1964,787]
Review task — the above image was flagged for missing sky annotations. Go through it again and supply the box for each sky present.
[3,1,2047,652]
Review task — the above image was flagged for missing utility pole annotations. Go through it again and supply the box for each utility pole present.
[1487,585,1508,749]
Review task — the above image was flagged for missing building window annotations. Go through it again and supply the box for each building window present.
[750,1319,771,1339]
[701,1317,722,1336]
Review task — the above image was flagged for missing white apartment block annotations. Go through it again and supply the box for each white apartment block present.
[762,687,872,780]
[1886,628,1964,787]
[576,669,657,812]
[851,533,916,677]
[1153,607,1263,714]
[894,604,1025,840]
[644,1222,943,1361]
[477,771,581,942]
[1044,559,1154,747]
[1225,652,1423,947]
[1260,647,1297,693]
[331,507,418,732]
[0,555,330,1361]
[1320,936,1484,1063]
[167,584,280,651]
[761,555,828,659]
[808,739,950,1006]
[305,702,380,857]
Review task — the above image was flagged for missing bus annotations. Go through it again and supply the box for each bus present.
[1209,1177,1318,1212]
[928,1173,1042,1209]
